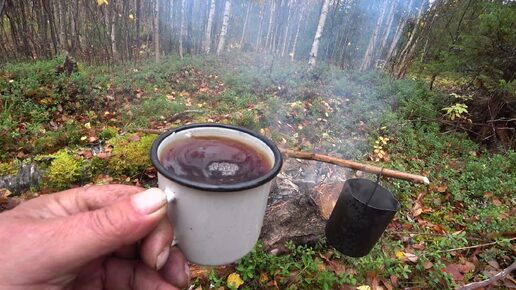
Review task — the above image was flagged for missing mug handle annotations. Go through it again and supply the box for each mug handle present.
[164,188,179,246]
[165,188,177,202]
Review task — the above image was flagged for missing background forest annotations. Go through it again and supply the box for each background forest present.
[0,0,515,289]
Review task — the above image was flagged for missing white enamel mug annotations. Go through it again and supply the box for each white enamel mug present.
[150,124,283,266]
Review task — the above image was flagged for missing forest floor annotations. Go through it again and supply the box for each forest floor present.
[0,54,515,289]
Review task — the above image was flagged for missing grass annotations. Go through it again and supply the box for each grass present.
[0,54,514,289]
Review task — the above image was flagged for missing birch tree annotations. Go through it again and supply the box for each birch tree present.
[216,0,232,55]
[154,0,160,62]
[239,2,252,49]
[203,0,216,53]
[290,1,306,61]
[308,0,331,68]
[265,0,276,52]
[179,0,186,58]
[360,0,389,71]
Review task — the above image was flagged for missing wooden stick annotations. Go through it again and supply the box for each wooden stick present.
[132,128,430,184]
[280,149,430,185]
[458,261,516,290]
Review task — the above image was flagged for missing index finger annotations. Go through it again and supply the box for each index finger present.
[12,184,145,219]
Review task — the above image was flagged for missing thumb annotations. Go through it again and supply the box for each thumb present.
[52,188,168,269]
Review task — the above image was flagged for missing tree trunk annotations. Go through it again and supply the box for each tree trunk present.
[70,0,79,55]
[110,0,118,61]
[239,2,251,49]
[256,5,264,51]
[265,0,276,52]
[396,0,427,72]
[280,0,292,57]
[135,0,141,51]
[290,1,305,61]
[56,0,66,50]
[216,0,231,55]
[179,0,186,57]
[386,0,414,66]
[308,0,331,68]
[378,0,398,61]
[360,0,388,71]
[154,0,160,62]
[203,0,215,53]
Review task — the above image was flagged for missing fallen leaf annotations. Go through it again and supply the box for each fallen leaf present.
[128,134,141,142]
[437,185,448,193]
[390,275,398,287]
[487,260,500,270]
[357,286,371,290]
[395,251,405,260]
[442,264,464,281]
[423,261,433,269]
[492,198,502,206]
[404,252,419,263]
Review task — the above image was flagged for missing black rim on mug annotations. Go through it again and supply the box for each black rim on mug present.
[150,123,283,192]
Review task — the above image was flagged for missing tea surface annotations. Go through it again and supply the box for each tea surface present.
[160,136,272,185]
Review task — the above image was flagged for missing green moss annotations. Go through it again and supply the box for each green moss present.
[99,126,119,140]
[108,134,157,177]
[47,150,85,190]
[0,162,18,176]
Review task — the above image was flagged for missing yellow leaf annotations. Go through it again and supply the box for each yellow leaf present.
[227,273,244,289]
[128,14,134,20]
[97,0,108,6]
[395,251,405,260]
[357,286,371,290]
[84,122,92,129]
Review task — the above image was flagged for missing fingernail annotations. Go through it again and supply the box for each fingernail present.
[184,262,191,281]
[131,188,167,215]
[156,246,170,270]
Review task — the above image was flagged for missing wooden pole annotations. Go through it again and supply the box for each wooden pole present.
[132,128,430,185]
[280,149,430,185]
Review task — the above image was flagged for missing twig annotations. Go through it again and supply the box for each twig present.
[386,231,488,242]
[435,237,516,253]
[280,149,430,184]
[458,261,516,290]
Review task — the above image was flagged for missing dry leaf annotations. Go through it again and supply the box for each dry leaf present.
[437,185,448,192]
[492,198,502,206]
[128,134,141,142]
[357,286,371,290]
[423,261,433,269]
[442,264,464,281]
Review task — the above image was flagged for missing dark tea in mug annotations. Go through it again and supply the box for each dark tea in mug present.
[160,136,272,185]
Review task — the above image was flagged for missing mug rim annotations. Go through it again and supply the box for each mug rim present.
[150,123,283,192]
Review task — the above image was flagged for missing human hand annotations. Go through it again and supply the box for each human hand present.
[0,185,190,290]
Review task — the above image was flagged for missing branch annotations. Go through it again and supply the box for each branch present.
[458,261,516,290]
[435,237,516,253]
[130,128,430,184]
[280,149,430,184]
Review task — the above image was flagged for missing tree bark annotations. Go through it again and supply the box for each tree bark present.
[386,0,414,68]
[360,0,389,71]
[290,1,306,61]
[179,0,186,57]
[378,0,398,61]
[239,2,251,49]
[154,0,160,62]
[203,0,215,53]
[280,0,293,57]
[216,0,231,55]
[265,0,276,52]
[256,5,264,51]
[110,0,118,61]
[308,0,331,68]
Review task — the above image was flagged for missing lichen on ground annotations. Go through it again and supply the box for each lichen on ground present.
[108,134,157,177]
[47,150,86,190]
[0,162,18,176]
